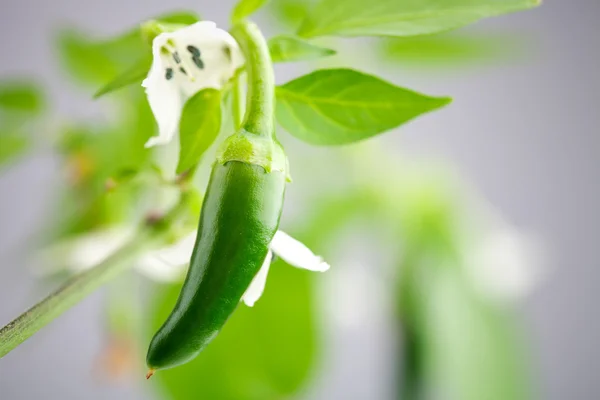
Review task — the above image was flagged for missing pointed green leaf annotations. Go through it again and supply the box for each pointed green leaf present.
[93,57,151,98]
[231,0,270,23]
[298,0,540,38]
[177,89,222,173]
[268,35,336,63]
[275,69,451,145]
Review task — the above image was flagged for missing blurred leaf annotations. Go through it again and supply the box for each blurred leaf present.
[298,0,540,38]
[396,186,529,400]
[268,35,335,63]
[110,11,201,57]
[57,11,200,87]
[266,0,314,29]
[57,30,123,85]
[94,56,151,98]
[0,81,44,113]
[90,92,152,177]
[399,259,529,400]
[184,188,203,220]
[149,258,316,400]
[154,10,201,25]
[379,33,520,68]
[0,133,29,166]
[232,0,270,23]
[427,272,529,400]
[177,89,222,174]
[276,68,451,145]
[110,167,140,184]
[49,89,154,237]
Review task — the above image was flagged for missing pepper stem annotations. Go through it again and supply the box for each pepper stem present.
[230,21,275,139]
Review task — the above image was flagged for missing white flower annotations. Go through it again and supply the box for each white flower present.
[38,229,329,307]
[242,231,330,306]
[464,227,543,303]
[142,21,244,148]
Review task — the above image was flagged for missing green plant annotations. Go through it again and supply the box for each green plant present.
[0,0,541,398]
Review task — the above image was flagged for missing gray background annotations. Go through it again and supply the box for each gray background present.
[0,0,599,399]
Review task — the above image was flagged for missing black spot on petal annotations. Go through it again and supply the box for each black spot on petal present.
[179,67,187,75]
[187,45,200,56]
[172,52,181,64]
[192,56,204,70]
[223,45,232,62]
[165,68,173,80]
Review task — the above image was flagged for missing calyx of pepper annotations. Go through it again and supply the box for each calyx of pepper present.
[216,129,290,180]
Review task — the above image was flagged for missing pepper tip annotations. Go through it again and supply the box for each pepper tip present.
[146,369,155,380]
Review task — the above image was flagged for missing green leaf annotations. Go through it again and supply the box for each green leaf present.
[232,0,270,23]
[379,32,521,68]
[298,0,540,38]
[57,30,123,85]
[93,56,152,98]
[268,35,336,63]
[266,0,313,29]
[177,89,222,173]
[275,68,451,145]
[149,258,316,400]
[0,133,29,166]
[266,0,315,29]
[0,82,44,113]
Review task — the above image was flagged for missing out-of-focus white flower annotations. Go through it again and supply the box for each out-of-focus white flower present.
[464,225,543,304]
[37,227,187,282]
[39,229,328,307]
[61,228,134,272]
[143,21,244,148]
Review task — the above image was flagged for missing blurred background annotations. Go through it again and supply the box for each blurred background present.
[0,0,598,399]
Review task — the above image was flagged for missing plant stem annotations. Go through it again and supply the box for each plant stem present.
[230,21,275,138]
[231,72,244,130]
[0,230,156,358]
[0,199,189,359]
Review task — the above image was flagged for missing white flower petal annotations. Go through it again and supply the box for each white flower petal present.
[34,227,133,276]
[68,228,133,270]
[143,34,184,148]
[135,232,197,282]
[143,21,244,148]
[269,231,330,272]
[241,252,272,307]
[151,232,197,266]
[135,255,187,282]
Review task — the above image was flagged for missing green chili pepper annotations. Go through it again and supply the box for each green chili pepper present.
[145,21,288,374]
